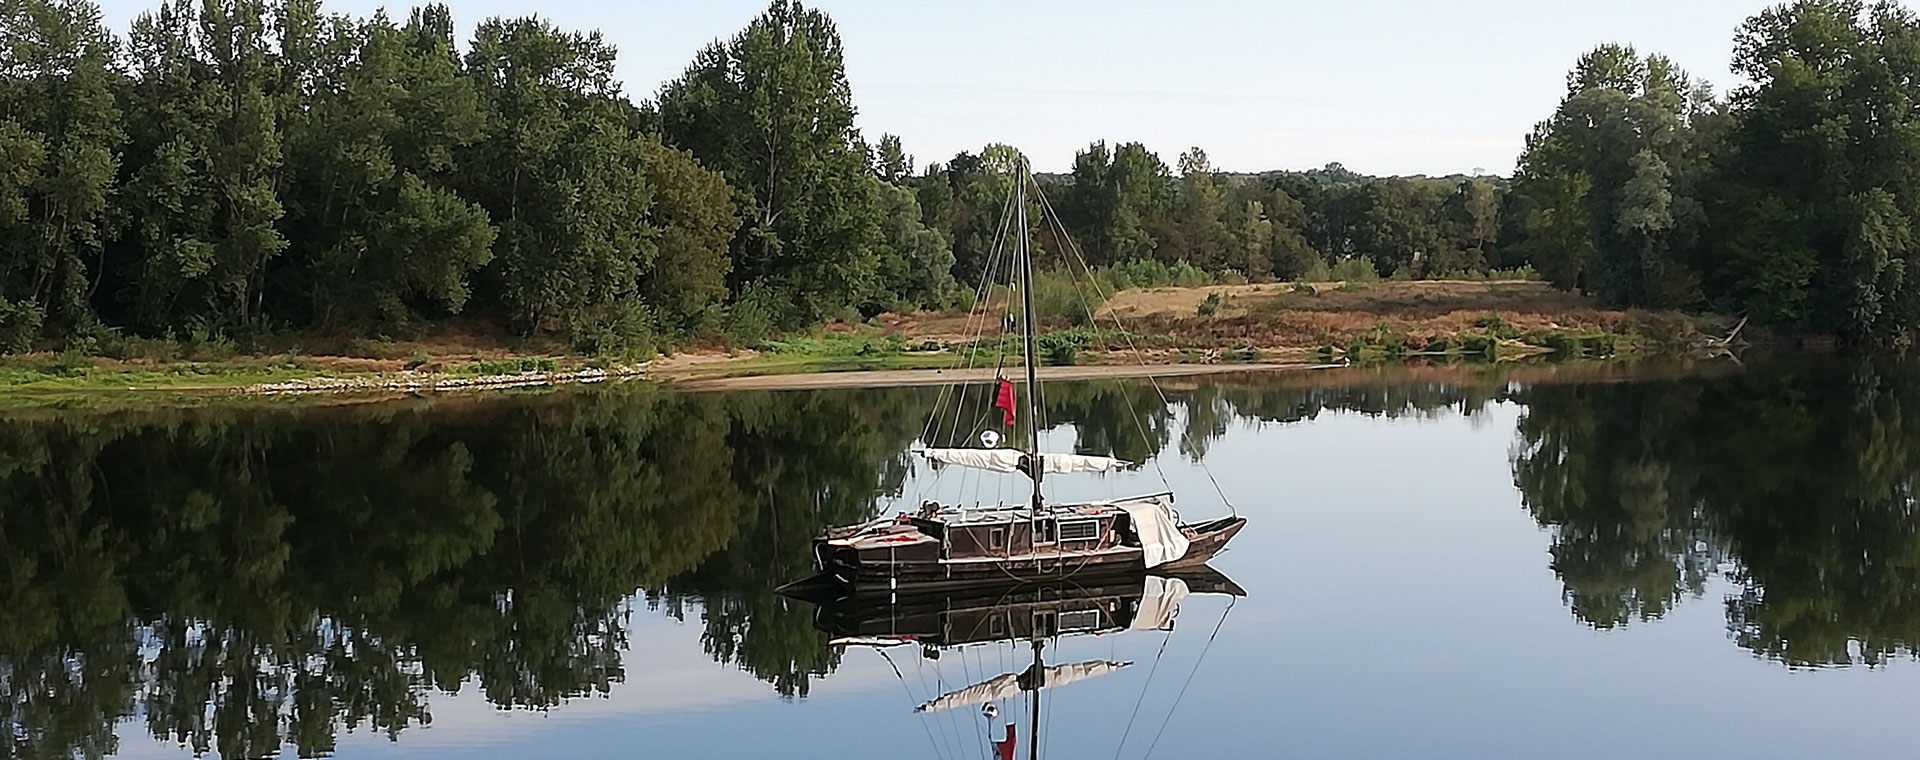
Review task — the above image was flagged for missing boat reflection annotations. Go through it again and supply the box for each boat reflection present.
[794,567,1245,759]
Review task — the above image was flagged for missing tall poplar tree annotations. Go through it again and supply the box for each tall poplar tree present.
[657,0,879,325]
[0,0,123,349]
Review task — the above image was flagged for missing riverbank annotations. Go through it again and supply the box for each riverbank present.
[0,280,1729,398]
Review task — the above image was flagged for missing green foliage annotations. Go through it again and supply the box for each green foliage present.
[757,331,904,358]
[1037,332,1079,365]
[1473,313,1521,339]
[1328,257,1379,282]
[0,296,44,353]
[659,0,881,326]
[1196,291,1223,316]
[1168,260,1210,287]
[457,357,557,375]
[1030,268,1100,326]
[1460,333,1497,358]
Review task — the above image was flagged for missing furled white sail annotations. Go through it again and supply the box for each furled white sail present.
[915,447,1127,474]
[1119,498,1191,568]
[915,660,1131,713]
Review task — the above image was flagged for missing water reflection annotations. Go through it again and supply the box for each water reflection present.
[1512,355,1920,667]
[0,356,1913,758]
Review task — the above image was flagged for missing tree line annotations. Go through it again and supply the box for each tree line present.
[8,0,1920,357]
[1512,0,1920,341]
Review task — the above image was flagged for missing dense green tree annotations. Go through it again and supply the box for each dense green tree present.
[657,0,879,326]
[0,0,122,348]
[459,16,655,343]
[871,179,958,310]
[1513,45,1716,307]
[1172,147,1233,270]
[641,139,737,334]
[275,7,493,330]
[873,132,910,183]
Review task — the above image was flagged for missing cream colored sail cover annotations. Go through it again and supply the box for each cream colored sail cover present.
[1130,575,1191,631]
[916,447,1127,474]
[1119,498,1190,568]
[914,660,1131,713]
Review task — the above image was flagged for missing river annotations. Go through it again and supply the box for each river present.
[4,354,1918,759]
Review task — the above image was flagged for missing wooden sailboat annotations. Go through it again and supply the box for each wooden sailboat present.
[782,158,1247,595]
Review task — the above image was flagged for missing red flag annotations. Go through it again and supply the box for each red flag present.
[994,378,1016,427]
[993,725,1016,760]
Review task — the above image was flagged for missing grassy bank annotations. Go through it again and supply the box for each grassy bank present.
[0,280,1730,395]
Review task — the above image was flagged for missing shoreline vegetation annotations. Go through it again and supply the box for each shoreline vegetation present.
[0,279,1733,397]
[6,0,1889,403]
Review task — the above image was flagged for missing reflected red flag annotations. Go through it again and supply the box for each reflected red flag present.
[994,725,1015,760]
[994,378,1016,427]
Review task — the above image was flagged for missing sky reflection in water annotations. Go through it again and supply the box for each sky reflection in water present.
[5,356,1919,759]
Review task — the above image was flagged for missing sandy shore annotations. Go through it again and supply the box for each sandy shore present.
[665,363,1325,391]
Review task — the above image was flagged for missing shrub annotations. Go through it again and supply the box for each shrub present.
[1488,265,1541,281]
[1114,258,1172,289]
[1196,292,1223,316]
[405,353,431,370]
[1460,334,1497,359]
[1585,333,1617,357]
[1329,257,1380,283]
[1423,337,1451,353]
[1169,260,1210,288]
[1030,268,1101,326]
[1291,281,1317,295]
[460,357,557,375]
[570,301,656,357]
[0,296,42,354]
[726,284,780,344]
[1301,258,1333,282]
[1042,337,1078,365]
[1473,313,1519,339]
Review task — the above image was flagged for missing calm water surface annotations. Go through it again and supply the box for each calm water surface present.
[5,355,1920,759]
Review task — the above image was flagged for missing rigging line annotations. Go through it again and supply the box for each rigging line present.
[1033,185,1239,518]
[1141,596,1237,760]
[916,648,963,760]
[1109,623,1175,760]
[926,178,1019,447]
[879,649,949,760]
[959,639,989,760]
[925,199,1017,507]
[1036,192,1172,495]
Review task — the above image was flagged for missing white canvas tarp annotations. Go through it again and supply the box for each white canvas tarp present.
[916,448,1127,475]
[1119,498,1190,568]
[1130,575,1191,631]
[915,660,1130,713]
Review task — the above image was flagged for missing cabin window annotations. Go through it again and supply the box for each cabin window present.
[1032,611,1058,638]
[1058,520,1100,542]
[989,528,1006,549]
[1058,609,1100,632]
[1036,520,1056,544]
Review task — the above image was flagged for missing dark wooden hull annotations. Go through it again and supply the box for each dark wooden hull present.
[802,565,1248,645]
[787,516,1248,595]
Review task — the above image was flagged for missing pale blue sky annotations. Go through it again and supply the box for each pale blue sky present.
[100,0,1791,176]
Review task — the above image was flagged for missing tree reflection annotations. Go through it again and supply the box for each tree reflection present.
[12,357,1902,758]
[1512,356,1920,667]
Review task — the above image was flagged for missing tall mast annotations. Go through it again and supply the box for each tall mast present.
[1016,158,1043,513]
